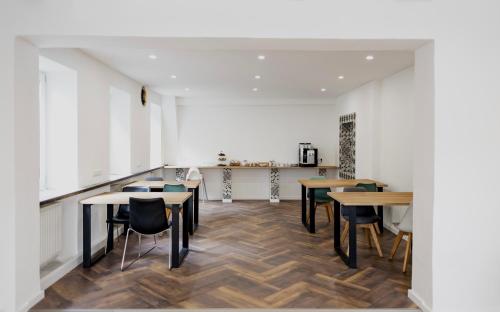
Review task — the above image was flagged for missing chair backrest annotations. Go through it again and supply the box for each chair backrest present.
[355,182,377,192]
[117,186,149,217]
[187,167,202,180]
[342,186,376,216]
[163,183,187,192]
[398,203,413,232]
[129,197,169,234]
[145,176,164,181]
[309,176,331,201]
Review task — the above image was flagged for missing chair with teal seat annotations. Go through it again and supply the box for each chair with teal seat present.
[307,176,334,224]
[340,182,383,257]
[163,183,187,220]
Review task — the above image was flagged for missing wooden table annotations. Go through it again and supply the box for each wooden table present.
[126,180,201,234]
[327,191,413,268]
[80,192,192,269]
[298,179,388,233]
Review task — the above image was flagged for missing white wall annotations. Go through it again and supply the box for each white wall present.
[410,42,434,312]
[14,38,43,312]
[174,98,337,199]
[3,1,500,311]
[332,67,414,228]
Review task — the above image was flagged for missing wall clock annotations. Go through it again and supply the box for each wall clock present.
[141,86,147,106]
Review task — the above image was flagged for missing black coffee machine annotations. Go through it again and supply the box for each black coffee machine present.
[299,143,318,167]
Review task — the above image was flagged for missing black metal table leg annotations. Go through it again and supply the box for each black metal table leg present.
[83,204,92,268]
[333,199,341,250]
[187,189,194,235]
[170,202,189,269]
[106,204,114,253]
[333,200,358,269]
[308,188,316,233]
[347,206,358,268]
[182,200,190,250]
[301,185,307,227]
[170,204,180,268]
[194,185,199,230]
[377,186,384,233]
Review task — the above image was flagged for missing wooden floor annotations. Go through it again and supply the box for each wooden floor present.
[35,200,416,309]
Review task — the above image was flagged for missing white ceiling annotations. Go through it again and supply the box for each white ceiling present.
[32,37,418,99]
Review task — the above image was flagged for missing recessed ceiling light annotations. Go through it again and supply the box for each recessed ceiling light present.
[366,55,374,61]
[185,88,190,91]
[252,87,259,92]
[321,88,327,92]
[170,75,177,79]
[254,75,261,79]
[148,54,157,60]
[338,75,344,80]
[257,55,266,60]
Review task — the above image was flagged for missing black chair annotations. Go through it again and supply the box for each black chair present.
[340,184,383,257]
[105,186,149,254]
[121,197,170,271]
[145,176,164,181]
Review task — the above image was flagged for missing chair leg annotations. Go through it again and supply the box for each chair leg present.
[121,228,131,271]
[202,178,208,202]
[138,233,142,257]
[364,227,372,248]
[369,224,383,257]
[324,204,333,223]
[390,231,404,260]
[341,221,349,244]
[374,223,381,234]
[403,232,412,273]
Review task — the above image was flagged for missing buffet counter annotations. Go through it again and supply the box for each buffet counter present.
[164,164,337,203]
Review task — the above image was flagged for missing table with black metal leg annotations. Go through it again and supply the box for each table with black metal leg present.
[298,178,388,234]
[327,191,413,268]
[80,191,192,269]
[126,179,201,235]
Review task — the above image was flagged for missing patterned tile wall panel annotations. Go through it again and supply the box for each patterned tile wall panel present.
[318,168,327,177]
[339,113,356,180]
[270,168,280,201]
[222,168,232,200]
[175,168,187,181]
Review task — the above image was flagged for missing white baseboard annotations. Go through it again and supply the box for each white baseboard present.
[270,199,280,203]
[17,290,44,312]
[222,199,232,203]
[408,289,432,312]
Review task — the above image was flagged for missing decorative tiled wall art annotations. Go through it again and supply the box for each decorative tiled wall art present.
[270,168,280,202]
[339,113,356,179]
[222,168,232,202]
[318,168,327,177]
[175,168,187,181]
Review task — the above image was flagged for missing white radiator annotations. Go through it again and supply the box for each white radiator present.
[40,202,63,267]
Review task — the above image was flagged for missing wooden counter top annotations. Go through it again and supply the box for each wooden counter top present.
[80,192,192,205]
[164,164,338,169]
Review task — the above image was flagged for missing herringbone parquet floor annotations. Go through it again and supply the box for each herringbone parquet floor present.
[34,200,416,309]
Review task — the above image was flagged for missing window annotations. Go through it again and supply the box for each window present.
[150,102,162,167]
[109,86,131,176]
[38,56,78,192]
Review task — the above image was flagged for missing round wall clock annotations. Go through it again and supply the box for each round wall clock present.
[141,86,147,106]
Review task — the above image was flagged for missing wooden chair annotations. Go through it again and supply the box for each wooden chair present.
[389,203,413,273]
[306,176,334,224]
[340,184,383,257]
